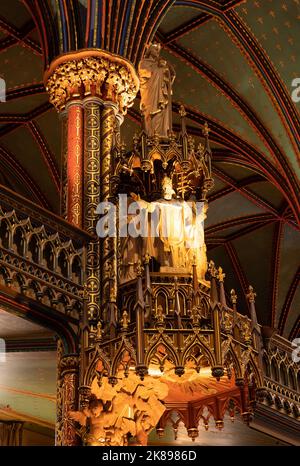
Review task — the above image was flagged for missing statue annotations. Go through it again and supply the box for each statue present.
[68,395,123,446]
[120,177,207,281]
[69,371,168,446]
[138,43,176,137]
[161,175,176,200]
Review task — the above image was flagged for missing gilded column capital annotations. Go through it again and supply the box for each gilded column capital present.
[44,49,139,114]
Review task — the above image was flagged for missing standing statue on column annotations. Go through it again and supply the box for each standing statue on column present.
[138,43,176,138]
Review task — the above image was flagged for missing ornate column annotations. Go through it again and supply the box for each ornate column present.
[45,50,139,323]
[83,98,101,321]
[59,109,68,219]
[45,50,139,444]
[60,354,80,446]
[66,102,84,227]
[100,103,118,329]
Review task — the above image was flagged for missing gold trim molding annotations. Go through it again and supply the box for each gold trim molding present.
[44,49,139,114]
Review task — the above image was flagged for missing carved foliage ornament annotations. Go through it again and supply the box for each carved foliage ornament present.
[45,51,139,114]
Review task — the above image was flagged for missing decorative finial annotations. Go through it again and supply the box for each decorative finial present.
[143,252,151,264]
[152,130,160,146]
[95,321,102,341]
[208,260,217,278]
[187,135,195,151]
[246,285,256,303]
[179,105,186,117]
[217,266,225,283]
[189,306,199,326]
[155,304,165,324]
[230,289,237,305]
[120,309,130,329]
[202,121,210,137]
[136,260,144,277]
[197,142,205,157]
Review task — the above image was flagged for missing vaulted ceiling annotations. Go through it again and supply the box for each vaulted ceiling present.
[0,0,299,340]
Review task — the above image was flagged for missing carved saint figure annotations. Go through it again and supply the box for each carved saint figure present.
[121,177,207,281]
[69,372,168,446]
[138,43,176,137]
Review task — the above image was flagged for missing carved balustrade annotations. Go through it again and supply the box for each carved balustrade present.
[0,186,89,319]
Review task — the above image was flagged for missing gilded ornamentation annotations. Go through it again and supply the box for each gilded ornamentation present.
[84,100,101,320]
[230,289,238,305]
[120,310,130,330]
[69,373,168,446]
[208,260,217,278]
[59,354,79,446]
[45,50,139,114]
[67,103,83,227]
[241,320,252,345]
[222,312,233,334]
[60,111,68,219]
[217,266,225,282]
[101,105,117,329]
[246,285,257,303]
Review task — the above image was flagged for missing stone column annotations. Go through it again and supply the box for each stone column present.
[45,50,138,317]
[45,50,139,440]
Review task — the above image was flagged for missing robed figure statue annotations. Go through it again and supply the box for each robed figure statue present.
[138,43,176,137]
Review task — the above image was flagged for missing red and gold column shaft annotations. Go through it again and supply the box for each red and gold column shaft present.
[66,102,84,228]
[59,109,68,219]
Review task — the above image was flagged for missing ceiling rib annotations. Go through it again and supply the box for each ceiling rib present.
[278,268,300,336]
[225,10,300,152]
[225,241,249,298]
[270,221,284,329]
[0,16,42,55]
[161,0,254,43]
[0,102,52,139]
[206,213,275,236]
[0,145,50,208]
[213,167,298,229]
[6,83,45,101]
[164,41,291,176]
[27,120,60,193]
[289,316,300,341]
